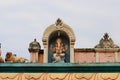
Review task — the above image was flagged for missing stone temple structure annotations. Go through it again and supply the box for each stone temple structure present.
[1,19,120,80]
[29,18,120,63]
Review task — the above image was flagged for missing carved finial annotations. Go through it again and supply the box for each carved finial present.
[34,38,36,42]
[103,33,109,40]
[95,33,119,48]
[28,38,41,53]
[55,18,63,26]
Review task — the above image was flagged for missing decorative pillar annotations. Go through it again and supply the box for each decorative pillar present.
[42,38,48,63]
[70,46,74,63]
[28,39,41,63]
[43,45,48,63]
[96,52,99,62]
[115,52,118,62]
[70,40,75,63]
[95,48,100,63]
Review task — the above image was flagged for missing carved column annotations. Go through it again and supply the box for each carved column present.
[115,52,118,62]
[43,45,48,63]
[31,52,38,63]
[36,52,38,62]
[70,45,74,63]
[96,52,99,62]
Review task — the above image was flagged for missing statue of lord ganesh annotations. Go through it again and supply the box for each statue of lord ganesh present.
[50,38,68,63]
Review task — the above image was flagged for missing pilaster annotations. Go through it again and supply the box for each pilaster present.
[115,52,118,62]
[96,52,99,62]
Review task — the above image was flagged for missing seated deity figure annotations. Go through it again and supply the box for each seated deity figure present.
[50,38,68,63]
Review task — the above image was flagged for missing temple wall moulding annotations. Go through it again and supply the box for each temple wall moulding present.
[0,73,120,80]
[95,48,120,53]
[42,18,76,63]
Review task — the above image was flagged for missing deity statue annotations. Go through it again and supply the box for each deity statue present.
[50,38,68,63]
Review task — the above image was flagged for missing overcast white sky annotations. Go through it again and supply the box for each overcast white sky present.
[0,0,120,60]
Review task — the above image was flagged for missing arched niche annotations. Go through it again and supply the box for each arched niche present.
[42,19,76,63]
[48,30,70,63]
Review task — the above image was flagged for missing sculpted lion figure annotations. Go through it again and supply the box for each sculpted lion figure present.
[5,52,28,63]
[0,53,4,63]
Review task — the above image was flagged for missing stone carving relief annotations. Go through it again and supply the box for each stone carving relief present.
[50,38,68,63]
[95,33,119,48]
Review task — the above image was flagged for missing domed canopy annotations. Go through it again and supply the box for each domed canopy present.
[28,39,41,52]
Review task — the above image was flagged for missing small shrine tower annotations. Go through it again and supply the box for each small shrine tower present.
[28,39,41,63]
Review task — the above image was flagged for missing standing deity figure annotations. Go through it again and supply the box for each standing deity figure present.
[50,38,68,63]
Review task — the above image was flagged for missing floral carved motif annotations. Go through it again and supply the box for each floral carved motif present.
[0,73,120,80]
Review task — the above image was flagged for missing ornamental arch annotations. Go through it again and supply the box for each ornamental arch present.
[42,19,76,63]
